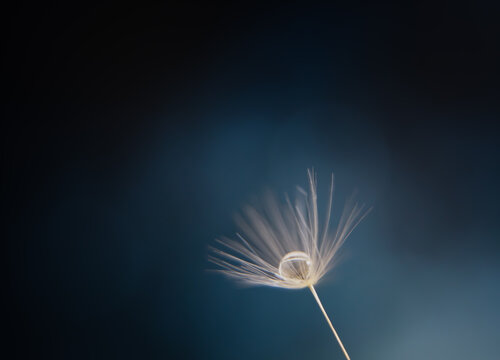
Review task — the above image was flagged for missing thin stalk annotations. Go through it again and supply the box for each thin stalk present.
[309,285,351,360]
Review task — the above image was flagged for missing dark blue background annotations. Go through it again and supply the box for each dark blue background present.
[4,2,500,359]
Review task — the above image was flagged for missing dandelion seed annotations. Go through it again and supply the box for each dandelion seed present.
[209,169,370,360]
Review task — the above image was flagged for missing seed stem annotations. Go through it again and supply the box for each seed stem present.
[308,285,351,360]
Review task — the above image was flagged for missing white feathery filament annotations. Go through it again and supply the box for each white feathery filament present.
[209,169,369,359]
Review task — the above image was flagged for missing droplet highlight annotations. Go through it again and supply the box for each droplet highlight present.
[279,251,312,281]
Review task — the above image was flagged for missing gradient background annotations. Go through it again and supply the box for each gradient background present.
[3,2,500,359]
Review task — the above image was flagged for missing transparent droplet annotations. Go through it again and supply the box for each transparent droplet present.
[279,251,312,281]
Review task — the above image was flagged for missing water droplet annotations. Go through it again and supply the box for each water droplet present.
[279,251,312,281]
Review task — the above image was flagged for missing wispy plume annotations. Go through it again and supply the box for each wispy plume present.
[209,169,370,359]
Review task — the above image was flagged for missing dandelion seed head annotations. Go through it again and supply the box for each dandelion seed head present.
[209,169,369,290]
